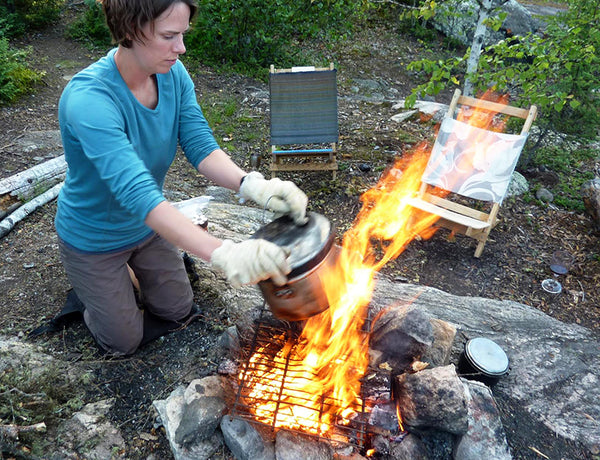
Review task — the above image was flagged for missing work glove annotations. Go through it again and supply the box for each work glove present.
[210,239,291,288]
[239,172,308,225]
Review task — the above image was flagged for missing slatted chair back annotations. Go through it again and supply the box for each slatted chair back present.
[268,64,339,178]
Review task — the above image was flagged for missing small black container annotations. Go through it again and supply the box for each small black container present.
[458,337,509,386]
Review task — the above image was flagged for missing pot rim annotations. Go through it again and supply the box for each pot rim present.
[464,337,509,377]
[251,212,335,279]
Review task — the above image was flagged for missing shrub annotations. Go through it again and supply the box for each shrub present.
[0,0,64,38]
[0,37,44,104]
[404,0,600,141]
[530,144,596,212]
[185,0,368,74]
[65,0,112,49]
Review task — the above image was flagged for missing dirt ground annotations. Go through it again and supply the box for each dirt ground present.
[1,4,598,460]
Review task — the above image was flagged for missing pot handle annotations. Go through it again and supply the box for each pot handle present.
[273,287,295,299]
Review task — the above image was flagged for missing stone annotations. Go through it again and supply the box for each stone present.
[369,278,600,454]
[505,171,529,198]
[369,305,434,374]
[535,187,554,202]
[57,399,126,460]
[153,383,224,460]
[454,380,511,460]
[220,415,275,460]
[389,433,429,459]
[217,325,241,356]
[421,317,457,367]
[394,365,469,435]
[275,430,334,460]
[581,177,600,228]
[432,0,540,47]
[174,396,227,446]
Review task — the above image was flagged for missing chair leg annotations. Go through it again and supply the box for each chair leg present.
[474,240,486,258]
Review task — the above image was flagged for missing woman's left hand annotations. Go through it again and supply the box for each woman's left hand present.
[239,172,308,225]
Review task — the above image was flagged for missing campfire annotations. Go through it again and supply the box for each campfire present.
[231,91,515,453]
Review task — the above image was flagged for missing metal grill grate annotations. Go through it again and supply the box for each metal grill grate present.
[231,306,369,450]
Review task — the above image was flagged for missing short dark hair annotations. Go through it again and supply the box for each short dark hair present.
[100,0,197,48]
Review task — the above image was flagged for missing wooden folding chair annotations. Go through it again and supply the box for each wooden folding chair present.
[406,89,537,257]
[268,64,339,179]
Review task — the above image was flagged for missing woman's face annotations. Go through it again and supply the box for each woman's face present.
[132,2,190,75]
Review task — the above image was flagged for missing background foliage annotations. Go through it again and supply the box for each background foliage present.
[185,0,369,74]
[404,0,600,146]
[0,0,597,212]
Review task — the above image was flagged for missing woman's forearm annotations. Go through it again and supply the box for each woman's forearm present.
[144,200,222,261]
[196,149,246,191]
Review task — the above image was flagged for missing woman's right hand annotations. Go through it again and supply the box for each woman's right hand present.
[210,239,290,288]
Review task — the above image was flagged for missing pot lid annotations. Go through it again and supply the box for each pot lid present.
[251,212,335,278]
[465,337,509,376]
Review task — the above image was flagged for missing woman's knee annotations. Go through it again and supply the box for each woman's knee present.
[84,309,143,356]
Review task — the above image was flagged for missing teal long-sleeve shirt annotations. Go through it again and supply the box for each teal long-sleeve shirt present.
[56,49,219,253]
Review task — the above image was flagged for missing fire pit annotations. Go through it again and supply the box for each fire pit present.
[153,95,521,459]
[231,305,371,450]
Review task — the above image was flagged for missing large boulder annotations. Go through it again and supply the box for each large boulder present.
[432,0,541,47]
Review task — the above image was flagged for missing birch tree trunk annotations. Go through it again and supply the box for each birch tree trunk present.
[463,0,509,97]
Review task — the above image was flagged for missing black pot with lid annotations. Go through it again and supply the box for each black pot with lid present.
[458,337,510,386]
[251,212,337,321]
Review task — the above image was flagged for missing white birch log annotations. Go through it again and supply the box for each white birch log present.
[0,421,47,439]
[0,154,67,205]
[0,182,63,238]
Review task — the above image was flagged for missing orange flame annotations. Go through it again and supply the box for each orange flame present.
[241,89,510,439]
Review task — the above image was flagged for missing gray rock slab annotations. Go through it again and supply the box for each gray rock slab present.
[369,277,600,454]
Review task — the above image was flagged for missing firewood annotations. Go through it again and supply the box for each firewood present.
[0,154,66,212]
[0,422,46,439]
[0,182,63,238]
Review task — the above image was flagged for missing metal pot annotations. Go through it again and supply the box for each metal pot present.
[251,212,337,321]
[457,337,510,386]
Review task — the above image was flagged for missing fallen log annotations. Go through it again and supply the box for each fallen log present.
[0,182,63,238]
[0,154,66,215]
[0,421,46,439]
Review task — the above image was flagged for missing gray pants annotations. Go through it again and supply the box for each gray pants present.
[58,234,193,355]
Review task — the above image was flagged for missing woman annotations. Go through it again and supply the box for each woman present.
[56,0,308,356]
